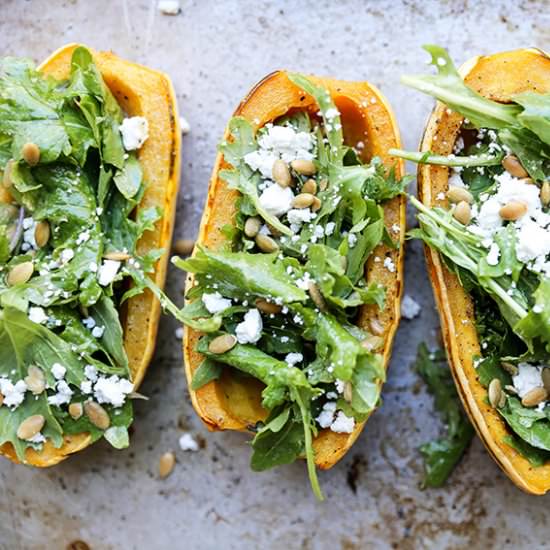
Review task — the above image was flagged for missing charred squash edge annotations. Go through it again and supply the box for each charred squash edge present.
[183,70,405,470]
[0,43,181,467]
[417,48,550,494]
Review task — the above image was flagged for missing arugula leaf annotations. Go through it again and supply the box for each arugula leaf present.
[401,45,521,129]
[389,149,503,167]
[190,358,223,391]
[415,343,474,488]
[514,92,550,145]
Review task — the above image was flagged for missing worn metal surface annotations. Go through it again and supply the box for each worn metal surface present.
[1,1,549,548]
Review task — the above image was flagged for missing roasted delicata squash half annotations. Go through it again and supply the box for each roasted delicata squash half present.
[176,71,406,498]
[0,44,180,466]
[392,46,550,494]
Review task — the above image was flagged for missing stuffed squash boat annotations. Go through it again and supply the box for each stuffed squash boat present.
[0,44,180,466]
[176,71,406,498]
[392,46,550,493]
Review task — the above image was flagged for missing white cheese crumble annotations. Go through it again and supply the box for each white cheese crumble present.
[48,380,73,406]
[158,0,181,15]
[513,363,544,398]
[21,217,37,251]
[83,317,96,330]
[348,233,358,247]
[28,306,48,325]
[244,124,314,179]
[92,326,105,339]
[258,184,294,217]
[401,294,421,319]
[51,363,66,380]
[120,117,149,151]
[287,208,315,230]
[60,248,75,264]
[98,260,121,286]
[316,401,337,428]
[235,309,263,344]
[325,222,336,236]
[0,378,27,408]
[84,364,98,382]
[284,353,303,366]
[174,327,184,339]
[486,242,501,266]
[383,257,396,273]
[179,432,200,452]
[330,411,355,433]
[94,375,133,408]
[202,292,231,314]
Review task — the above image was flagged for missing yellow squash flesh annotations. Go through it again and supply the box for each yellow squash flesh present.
[0,44,181,467]
[183,71,405,469]
[418,48,550,494]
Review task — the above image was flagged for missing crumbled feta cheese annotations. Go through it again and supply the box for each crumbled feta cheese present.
[335,379,345,394]
[48,380,73,406]
[516,220,550,266]
[202,292,232,314]
[258,184,294,217]
[174,327,184,339]
[295,271,313,290]
[330,411,355,433]
[158,0,180,15]
[92,326,105,339]
[284,353,303,366]
[0,378,27,408]
[94,375,133,407]
[51,363,66,380]
[287,207,315,227]
[235,309,263,344]
[383,257,396,273]
[391,223,400,234]
[325,222,336,236]
[83,317,96,330]
[485,241,500,266]
[80,380,93,394]
[179,432,200,452]
[28,306,48,325]
[401,294,421,319]
[84,365,98,382]
[27,432,46,444]
[60,248,75,264]
[348,233,358,248]
[179,116,190,134]
[513,363,544,398]
[22,217,37,251]
[316,401,337,428]
[98,260,121,286]
[120,117,149,150]
[448,172,465,189]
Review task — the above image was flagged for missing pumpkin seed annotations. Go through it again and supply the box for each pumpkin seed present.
[244,217,261,238]
[343,381,353,403]
[255,233,278,253]
[84,401,110,430]
[542,369,550,393]
[488,378,503,409]
[311,196,322,212]
[499,200,527,221]
[24,366,45,395]
[501,361,518,376]
[2,160,13,188]
[521,387,548,408]
[272,159,292,188]
[318,179,328,192]
[446,186,473,204]
[453,201,471,225]
[302,178,317,195]
[103,251,131,261]
[502,154,528,179]
[360,335,384,351]
[173,238,195,256]
[504,384,518,395]
[22,142,40,166]
[69,402,84,420]
[292,193,315,209]
[266,223,282,237]
[159,451,176,478]
[208,334,237,354]
[307,281,327,312]
[34,221,50,248]
[541,182,550,207]
[67,540,90,550]
[17,414,45,440]
[291,159,316,176]
[7,261,34,286]
[369,318,384,336]
[255,298,282,315]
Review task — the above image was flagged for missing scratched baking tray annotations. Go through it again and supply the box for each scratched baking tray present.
[1,1,549,548]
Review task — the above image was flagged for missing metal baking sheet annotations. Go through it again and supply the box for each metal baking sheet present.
[1,1,549,548]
